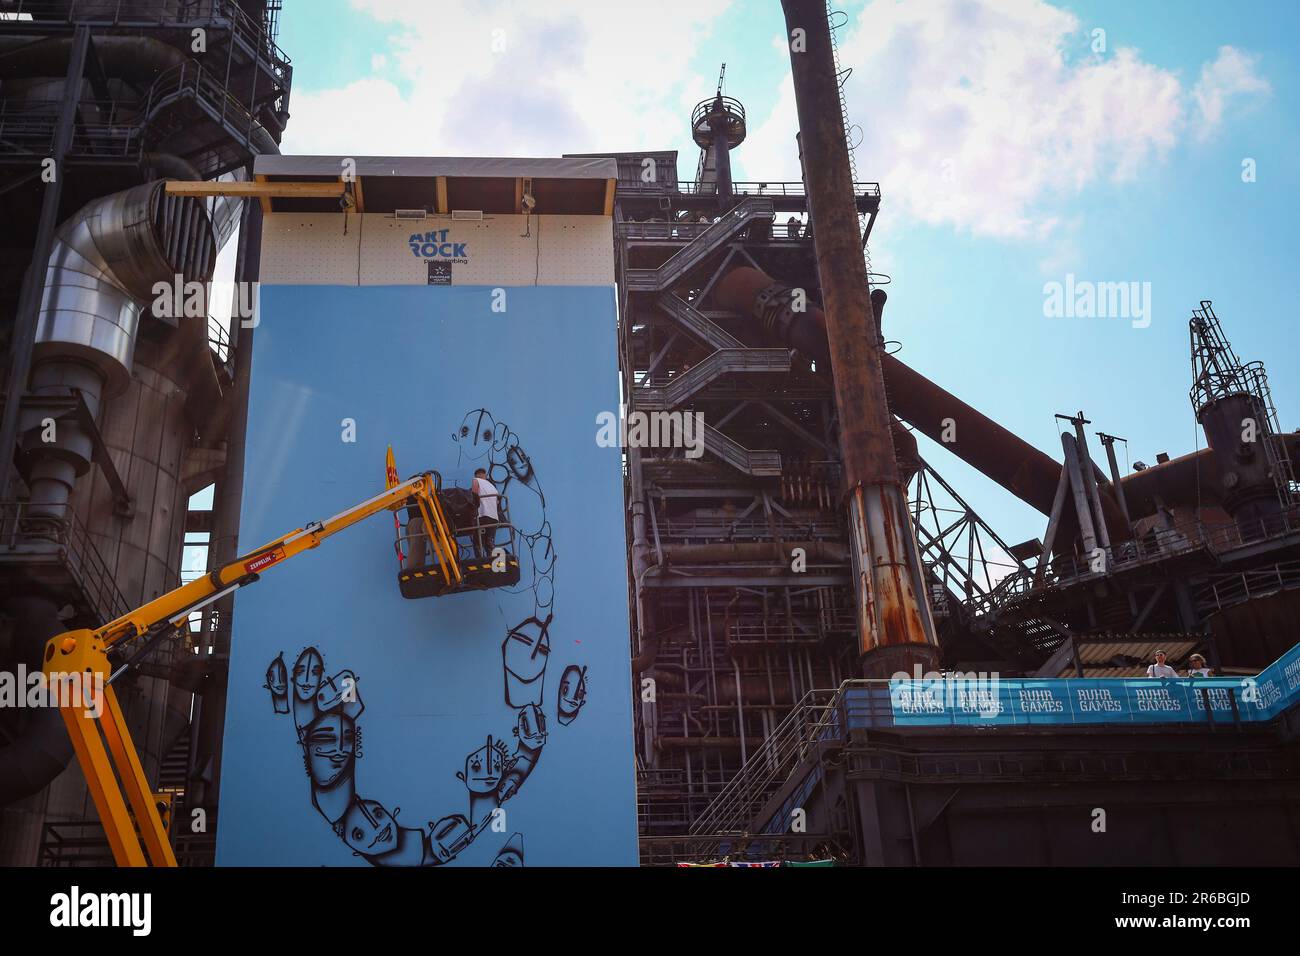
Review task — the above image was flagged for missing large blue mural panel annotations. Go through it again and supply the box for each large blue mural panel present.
[216,284,637,866]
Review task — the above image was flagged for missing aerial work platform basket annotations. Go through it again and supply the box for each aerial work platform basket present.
[394,472,520,598]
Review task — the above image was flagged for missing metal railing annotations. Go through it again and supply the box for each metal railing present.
[970,505,1300,620]
[689,658,1300,838]
[207,314,231,364]
[0,0,290,74]
[0,48,283,167]
[0,500,129,623]
[640,832,848,866]
[394,493,518,569]
[38,820,216,867]
[1195,560,1300,614]
[624,197,775,292]
[144,58,260,150]
[0,97,144,159]
[654,293,745,350]
[652,514,843,542]
[636,348,790,410]
[672,180,881,200]
[688,686,839,836]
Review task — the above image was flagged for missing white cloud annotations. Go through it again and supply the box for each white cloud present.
[282,0,733,163]
[1192,45,1271,140]
[743,0,1269,240]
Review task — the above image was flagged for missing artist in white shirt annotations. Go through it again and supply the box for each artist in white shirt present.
[472,467,500,558]
[1146,649,1178,678]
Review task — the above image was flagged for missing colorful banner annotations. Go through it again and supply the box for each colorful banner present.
[881,641,1300,729]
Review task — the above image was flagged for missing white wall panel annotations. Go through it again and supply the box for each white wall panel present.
[262,213,613,286]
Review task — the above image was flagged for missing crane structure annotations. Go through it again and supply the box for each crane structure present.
[41,466,505,866]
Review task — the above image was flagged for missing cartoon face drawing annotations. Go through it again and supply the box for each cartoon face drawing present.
[515,703,547,750]
[453,409,499,460]
[557,665,588,726]
[503,618,551,708]
[492,833,525,867]
[316,670,363,719]
[292,647,325,702]
[459,736,505,794]
[340,798,399,856]
[504,442,533,483]
[305,712,356,788]
[265,653,290,714]
[265,654,288,695]
[430,814,475,862]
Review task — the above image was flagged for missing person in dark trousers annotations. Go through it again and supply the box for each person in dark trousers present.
[471,468,499,559]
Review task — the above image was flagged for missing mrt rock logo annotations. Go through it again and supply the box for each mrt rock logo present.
[409,229,468,263]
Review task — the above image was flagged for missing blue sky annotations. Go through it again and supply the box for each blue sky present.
[272,0,1299,551]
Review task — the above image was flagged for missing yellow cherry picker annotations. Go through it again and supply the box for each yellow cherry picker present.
[41,453,518,866]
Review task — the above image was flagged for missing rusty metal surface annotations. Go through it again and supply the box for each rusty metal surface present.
[782,0,937,667]
[781,0,897,487]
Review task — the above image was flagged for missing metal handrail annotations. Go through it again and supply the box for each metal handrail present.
[207,314,231,364]
[625,197,775,292]
[670,180,881,199]
[0,499,130,622]
[145,59,259,148]
[0,0,291,72]
[970,505,1300,619]
[688,686,840,836]
[636,347,790,409]
[395,492,518,566]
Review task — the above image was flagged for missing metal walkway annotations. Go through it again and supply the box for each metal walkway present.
[625,197,775,291]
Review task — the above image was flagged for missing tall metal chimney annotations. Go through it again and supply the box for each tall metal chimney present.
[781,0,939,677]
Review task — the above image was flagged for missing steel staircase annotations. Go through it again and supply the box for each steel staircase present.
[638,348,791,410]
[688,687,840,837]
[700,421,781,476]
[625,197,775,291]
[656,293,746,350]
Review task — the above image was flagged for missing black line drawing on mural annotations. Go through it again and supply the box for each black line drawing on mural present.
[267,644,549,866]
[492,832,525,867]
[263,411,581,865]
[557,664,588,726]
[454,408,554,622]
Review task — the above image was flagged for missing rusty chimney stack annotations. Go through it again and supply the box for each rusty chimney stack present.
[781,0,939,678]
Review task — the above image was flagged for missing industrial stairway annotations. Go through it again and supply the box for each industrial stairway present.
[701,422,782,476]
[657,293,746,350]
[638,348,791,410]
[688,688,839,838]
[625,197,775,291]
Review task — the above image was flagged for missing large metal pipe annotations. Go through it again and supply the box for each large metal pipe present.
[18,181,215,520]
[715,265,1163,541]
[0,597,74,806]
[782,0,938,678]
[0,26,88,504]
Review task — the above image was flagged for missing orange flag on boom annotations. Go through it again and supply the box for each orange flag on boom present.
[385,445,404,562]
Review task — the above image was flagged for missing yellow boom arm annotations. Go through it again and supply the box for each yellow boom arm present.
[41,471,460,866]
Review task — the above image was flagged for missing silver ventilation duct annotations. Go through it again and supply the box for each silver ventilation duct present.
[21,180,216,519]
